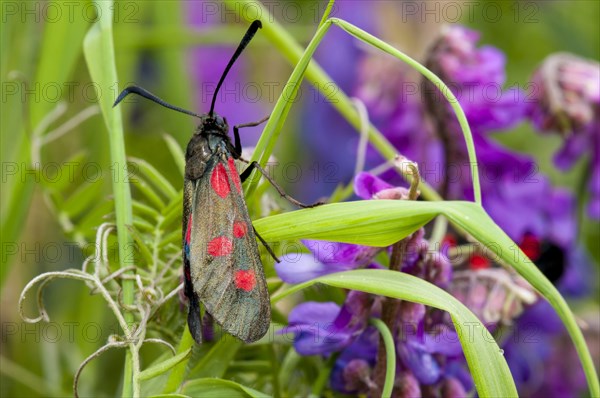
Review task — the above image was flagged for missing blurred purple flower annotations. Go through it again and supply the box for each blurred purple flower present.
[501,231,595,396]
[503,300,589,397]
[425,25,528,135]
[483,173,577,249]
[528,53,600,218]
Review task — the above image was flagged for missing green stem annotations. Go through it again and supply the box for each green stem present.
[370,318,396,398]
[318,0,336,28]
[268,345,282,397]
[329,18,481,205]
[310,353,338,397]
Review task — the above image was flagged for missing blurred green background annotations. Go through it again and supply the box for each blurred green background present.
[1,1,598,396]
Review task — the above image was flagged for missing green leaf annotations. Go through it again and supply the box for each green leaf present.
[129,157,177,199]
[131,176,165,209]
[273,270,517,397]
[254,200,448,246]
[61,181,105,219]
[133,200,160,220]
[187,338,243,379]
[127,226,154,265]
[369,318,395,398]
[181,378,269,398]
[159,193,184,229]
[138,349,192,381]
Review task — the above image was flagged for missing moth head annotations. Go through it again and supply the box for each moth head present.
[198,114,229,135]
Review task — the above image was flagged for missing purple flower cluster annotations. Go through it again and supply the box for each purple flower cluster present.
[291,19,595,397]
[278,174,467,396]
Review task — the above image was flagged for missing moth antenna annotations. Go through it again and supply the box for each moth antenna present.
[114,85,202,119]
[209,20,262,117]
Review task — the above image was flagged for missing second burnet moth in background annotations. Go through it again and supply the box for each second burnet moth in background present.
[114,20,319,343]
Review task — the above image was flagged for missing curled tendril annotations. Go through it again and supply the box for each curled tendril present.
[136,274,160,305]
[73,340,129,398]
[148,283,184,321]
[19,270,94,323]
[117,287,139,312]
[141,338,176,355]
[101,266,137,286]
[89,266,136,295]
[99,223,116,277]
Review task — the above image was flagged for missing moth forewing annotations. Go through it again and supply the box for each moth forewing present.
[187,153,270,343]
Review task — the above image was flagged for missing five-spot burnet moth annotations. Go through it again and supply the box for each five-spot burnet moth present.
[114,20,319,343]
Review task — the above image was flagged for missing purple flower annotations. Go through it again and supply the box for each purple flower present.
[354,171,394,199]
[275,240,382,284]
[396,306,463,386]
[393,371,422,398]
[355,171,453,287]
[329,326,379,394]
[283,291,376,356]
[528,53,600,218]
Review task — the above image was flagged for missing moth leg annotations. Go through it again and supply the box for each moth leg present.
[232,115,270,157]
[253,226,280,263]
[241,161,324,208]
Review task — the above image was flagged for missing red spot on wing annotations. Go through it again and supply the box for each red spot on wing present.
[233,221,248,238]
[235,270,256,291]
[228,157,242,193]
[185,215,192,244]
[207,236,233,256]
[469,254,490,270]
[211,163,231,198]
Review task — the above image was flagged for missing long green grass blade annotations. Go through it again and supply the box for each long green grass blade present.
[83,1,135,395]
